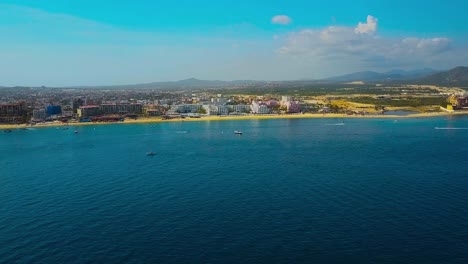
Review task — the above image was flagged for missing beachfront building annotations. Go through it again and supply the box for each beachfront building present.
[217,105,229,115]
[62,110,74,117]
[448,92,468,110]
[174,104,203,113]
[203,105,218,115]
[46,105,62,116]
[145,105,167,116]
[280,96,301,113]
[228,104,251,114]
[32,109,46,121]
[146,109,163,116]
[251,101,271,114]
[0,102,26,123]
[71,97,86,113]
[201,105,228,115]
[77,105,100,118]
[100,103,143,115]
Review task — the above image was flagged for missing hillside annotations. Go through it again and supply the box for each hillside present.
[417,66,468,86]
[324,68,436,82]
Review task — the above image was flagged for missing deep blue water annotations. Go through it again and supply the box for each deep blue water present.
[1,117,468,263]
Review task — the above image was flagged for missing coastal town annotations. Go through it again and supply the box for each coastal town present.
[1,82,467,129]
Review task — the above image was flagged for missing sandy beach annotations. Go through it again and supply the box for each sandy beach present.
[1,112,467,130]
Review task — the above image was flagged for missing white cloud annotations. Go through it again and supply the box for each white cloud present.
[276,15,466,74]
[354,15,378,34]
[271,15,292,25]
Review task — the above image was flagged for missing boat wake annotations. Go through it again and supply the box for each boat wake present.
[325,123,345,126]
[434,127,468,130]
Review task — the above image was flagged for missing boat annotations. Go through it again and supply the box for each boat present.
[234,131,243,135]
[146,151,157,156]
[74,130,79,134]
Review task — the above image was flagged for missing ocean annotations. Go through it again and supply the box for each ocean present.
[1,117,467,263]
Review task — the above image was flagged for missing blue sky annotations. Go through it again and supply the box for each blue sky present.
[1,0,468,86]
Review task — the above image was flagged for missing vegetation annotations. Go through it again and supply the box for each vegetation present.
[347,97,447,107]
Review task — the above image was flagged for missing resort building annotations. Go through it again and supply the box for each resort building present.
[100,103,143,115]
[280,96,301,113]
[448,92,468,110]
[46,105,62,116]
[71,97,86,113]
[228,104,251,114]
[32,109,46,121]
[174,104,203,113]
[0,102,26,123]
[251,101,271,114]
[203,105,219,115]
[77,105,100,118]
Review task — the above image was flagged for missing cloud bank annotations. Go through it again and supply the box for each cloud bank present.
[277,15,466,74]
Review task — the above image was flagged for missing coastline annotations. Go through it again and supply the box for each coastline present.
[1,111,467,130]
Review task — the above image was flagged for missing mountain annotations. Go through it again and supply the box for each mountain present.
[417,66,468,86]
[66,78,262,90]
[324,68,437,82]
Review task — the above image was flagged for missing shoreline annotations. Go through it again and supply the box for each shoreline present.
[1,112,468,130]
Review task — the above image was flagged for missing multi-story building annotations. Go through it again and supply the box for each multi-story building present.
[202,105,218,115]
[211,97,227,105]
[32,109,46,121]
[62,110,74,117]
[77,105,100,118]
[71,97,86,113]
[448,92,468,110]
[46,105,62,116]
[0,102,26,116]
[175,104,203,113]
[280,96,301,113]
[0,102,26,123]
[251,101,271,114]
[100,103,143,115]
[217,105,229,115]
[228,104,251,114]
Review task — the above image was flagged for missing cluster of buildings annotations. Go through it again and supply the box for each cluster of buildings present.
[167,96,302,116]
[1,92,308,124]
[447,92,468,110]
[77,102,143,118]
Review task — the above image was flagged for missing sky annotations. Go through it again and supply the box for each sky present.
[1,0,468,86]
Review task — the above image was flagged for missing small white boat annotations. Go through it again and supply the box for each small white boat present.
[146,151,157,156]
[234,131,243,135]
[74,130,79,134]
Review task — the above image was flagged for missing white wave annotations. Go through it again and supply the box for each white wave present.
[434,127,468,130]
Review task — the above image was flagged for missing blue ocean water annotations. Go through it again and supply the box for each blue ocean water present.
[1,117,468,263]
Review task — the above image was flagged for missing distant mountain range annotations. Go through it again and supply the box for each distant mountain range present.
[323,68,438,82]
[417,66,468,86]
[4,67,468,89]
[68,78,263,90]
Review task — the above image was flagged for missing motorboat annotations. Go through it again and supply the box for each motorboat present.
[234,131,243,135]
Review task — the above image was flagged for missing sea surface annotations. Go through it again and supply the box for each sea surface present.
[1,117,468,263]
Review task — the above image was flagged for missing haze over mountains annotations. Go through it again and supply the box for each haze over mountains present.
[416,66,468,87]
[323,68,438,82]
[3,67,468,89]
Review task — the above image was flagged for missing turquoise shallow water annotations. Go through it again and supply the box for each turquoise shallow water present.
[1,117,468,263]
